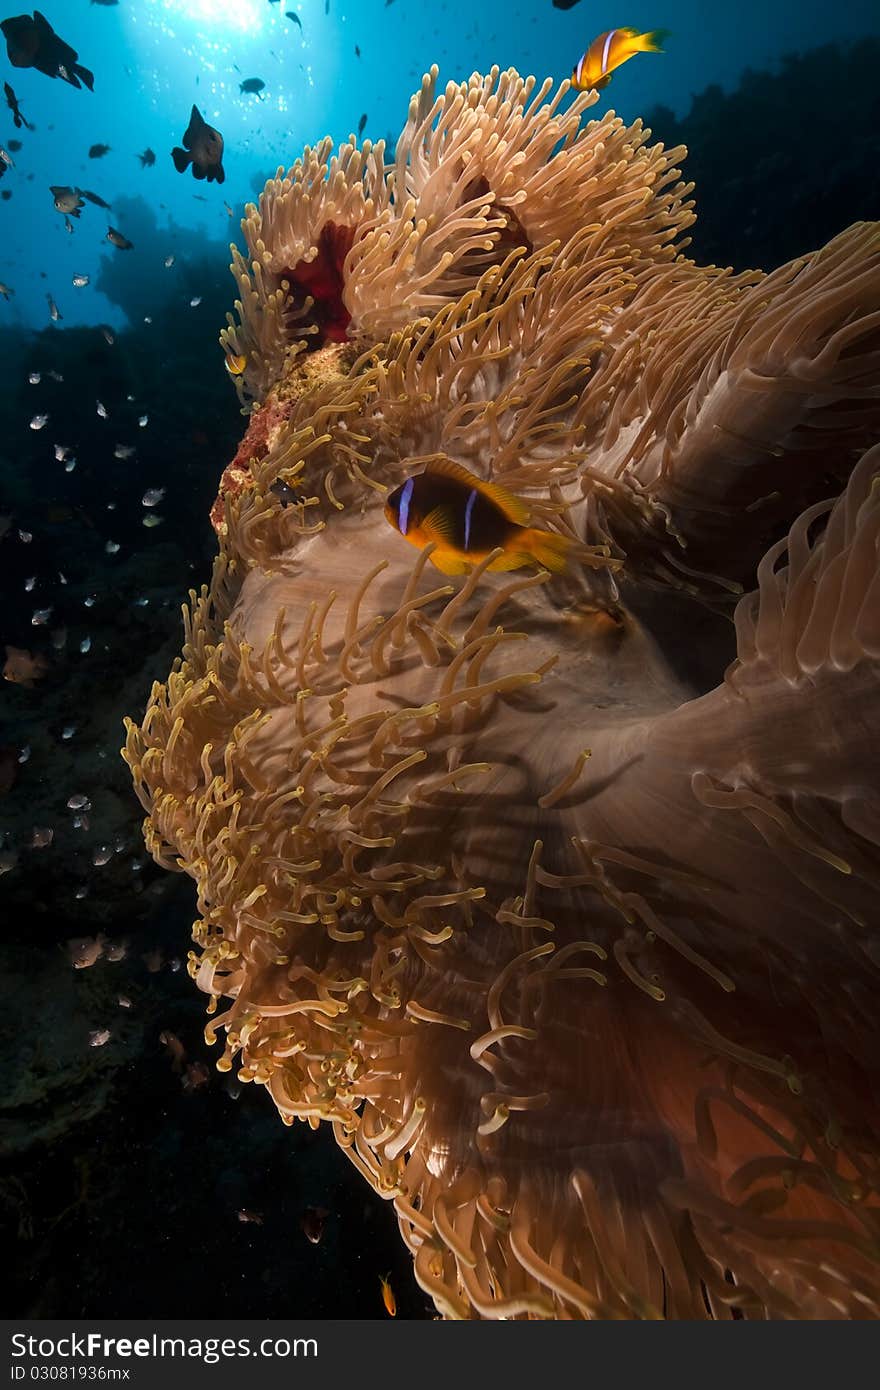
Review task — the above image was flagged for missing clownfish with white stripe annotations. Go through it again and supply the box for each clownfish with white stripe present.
[570,27,670,92]
[383,458,612,577]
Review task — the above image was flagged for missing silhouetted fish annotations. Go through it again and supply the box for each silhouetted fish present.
[1,10,95,91]
[50,184,84,216]
[171,104,224,184]
[357,111,367,137]
[239,77,265,94]
[106,226,133,250]
[137,147,155,168]
[88,142,110,158]
[3,79,32,129]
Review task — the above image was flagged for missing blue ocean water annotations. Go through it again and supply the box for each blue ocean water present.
[1,0,879,1324]
[2,0,879,332]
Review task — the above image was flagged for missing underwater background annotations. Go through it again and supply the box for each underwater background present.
[1,0,879,1320]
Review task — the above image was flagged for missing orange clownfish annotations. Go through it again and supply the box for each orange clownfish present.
[571,27,670,91]
[384,458,590,577]
[379,1273,397,1317]
[224,350,247,376]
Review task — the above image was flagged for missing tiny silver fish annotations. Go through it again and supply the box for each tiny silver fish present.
[72,273,89,288]
[164,254,175,267]
[28,371,41,384]
[189,295,201,307]
[138,413,148,427]
[142,487,165,507]
[105,540,120,554]
[46,293,62,321]
[89,1028,111,1048]
[96,400,108,418]
[79,636,91,653]
[30,413,48,429]
[142,513,163,528]
[54,443,71,461]
[114,444,135,459]
[31,606,52,624]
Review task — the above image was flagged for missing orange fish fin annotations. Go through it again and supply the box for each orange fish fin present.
[421,457,480,487]
[421,503,458,544]
[422,458,530,526]
[520,528,572,574]
[486,550,533,573]
[479,481,530,526]
[637,28,671,52]
[428,549,470,575]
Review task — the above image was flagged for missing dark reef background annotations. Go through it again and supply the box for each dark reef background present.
[2,42,879,1318]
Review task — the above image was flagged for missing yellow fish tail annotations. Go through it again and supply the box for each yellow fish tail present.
[520,528,572,574]
[430,548,471,575]
[637,28,671,53]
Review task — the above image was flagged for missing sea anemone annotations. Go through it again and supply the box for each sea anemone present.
[124,67,880,1319]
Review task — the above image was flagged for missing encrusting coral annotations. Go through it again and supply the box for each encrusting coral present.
[124,67,880,1319]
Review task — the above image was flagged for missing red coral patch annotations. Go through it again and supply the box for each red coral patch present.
[283,221,356,345]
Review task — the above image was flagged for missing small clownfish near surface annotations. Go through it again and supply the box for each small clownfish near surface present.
[379,1273,397,1317]
[570,27,670,92]
[384,458,599,577]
